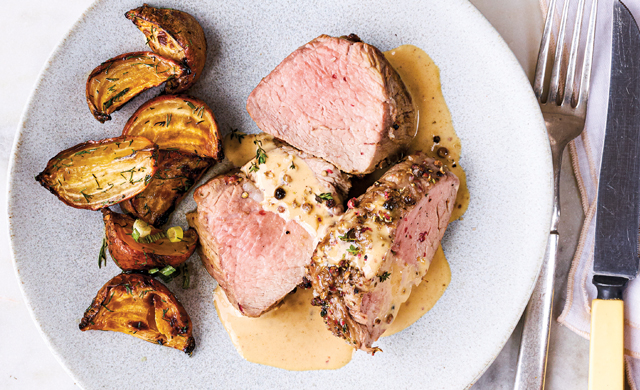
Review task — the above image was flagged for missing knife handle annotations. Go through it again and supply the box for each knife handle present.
[588,299,624,390]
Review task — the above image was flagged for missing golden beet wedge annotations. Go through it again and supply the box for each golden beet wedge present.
[126,4,207,93]
[103,209,197,271]
[120,149,213,226]
[122,95,223,160]
[86,51,187,123]
[79,273,195,354]
[35,136,158,210]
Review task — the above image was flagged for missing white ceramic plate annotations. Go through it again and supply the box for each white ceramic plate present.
[8,0,552,388]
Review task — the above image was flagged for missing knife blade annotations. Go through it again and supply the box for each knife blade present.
[589,2,640,389]
[593,0,640,291]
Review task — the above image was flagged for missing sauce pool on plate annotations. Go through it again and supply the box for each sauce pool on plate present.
[217,44,469,370]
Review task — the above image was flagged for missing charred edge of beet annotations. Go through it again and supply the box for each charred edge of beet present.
[93,110,111,123]
[183,336,196,355]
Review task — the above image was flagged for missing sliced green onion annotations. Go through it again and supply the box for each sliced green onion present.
[133,219,152,240]
[167,226,183,242]
[141,232,166,244]
[160,265,176,276]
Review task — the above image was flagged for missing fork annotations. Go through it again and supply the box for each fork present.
[513,0,598,389]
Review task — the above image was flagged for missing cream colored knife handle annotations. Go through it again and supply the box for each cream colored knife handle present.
[588,299,624,390]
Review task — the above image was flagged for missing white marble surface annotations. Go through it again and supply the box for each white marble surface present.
[0,0,589,389]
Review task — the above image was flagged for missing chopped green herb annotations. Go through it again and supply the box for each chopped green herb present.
[230,129,246,143]
[80,191,92,203]
[121,167,136,183]
[103,88,130,110]
[346,245,360,256]
[254,140,267,165]
[378,271,391,282]
[106,77,119,81]
[74,148,97,156]
[317,193,333,201]
[92,173,101,189]
[182,263,190,289]
[98,236,108,268]
[166,114,172,127]
[185,101,197,110]
[248,162,260,173]
[338,231,357,242]
[148,268,159,274]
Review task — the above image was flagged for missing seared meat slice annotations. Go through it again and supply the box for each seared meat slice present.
[308,153,459,353]
[188,146,350,317]
[246,34,416,175]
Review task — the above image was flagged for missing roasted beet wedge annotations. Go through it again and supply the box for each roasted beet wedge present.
[35,136,158,210]
[122,95,222,160]
[309,153,459,353]
[126,4,207,93]
[79,273,195,354]
[86,52,186,122]
[120,95,222,225]
[103,209,197,271]
[121,150,213,226]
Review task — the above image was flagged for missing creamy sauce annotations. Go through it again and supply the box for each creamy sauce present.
[214,247,450,367]
[215,44,465,370]
[223,132,278,167]
[321,195,393,279]
[214,287,354,370]
[385,45,470,221]
[241,147,340,237]
[383,246,451,336]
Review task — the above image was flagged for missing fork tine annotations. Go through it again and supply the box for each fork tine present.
[534,0,558,100]
[578,0,599,108]
[563,0,587,106]
[549,0,572,104]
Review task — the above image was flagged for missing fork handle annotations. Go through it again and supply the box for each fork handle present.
[513,232,558,390]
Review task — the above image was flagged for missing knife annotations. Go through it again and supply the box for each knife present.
[589,1,640,389]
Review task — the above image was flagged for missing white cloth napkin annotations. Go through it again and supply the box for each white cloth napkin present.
[550,0,640,387]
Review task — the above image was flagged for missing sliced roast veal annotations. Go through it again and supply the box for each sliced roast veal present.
[308,153,459,353]
[188,146,350,317]
[246,34,416,175]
